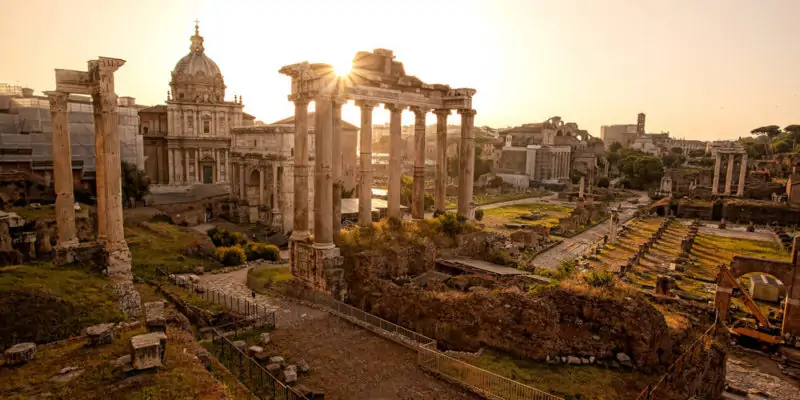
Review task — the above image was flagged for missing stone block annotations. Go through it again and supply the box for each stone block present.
[131,332,167,370]
[254,352,271,362]
[567,356,582,365]
[616,352,633,368]
[248,346,263,357]
[195,348,212,368]
[86,323,116,346]
[266,363,282,376]
[297,359,310,373]
[193,266,204,275]
[232,340,246,351]
[283,368,297,383]
[3,342,36,365]
[259,332,271,345]
[269,356,286,367]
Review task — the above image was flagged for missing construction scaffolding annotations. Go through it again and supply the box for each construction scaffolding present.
[0,84,144,176]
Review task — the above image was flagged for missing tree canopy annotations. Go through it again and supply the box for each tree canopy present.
[121,161,150,207]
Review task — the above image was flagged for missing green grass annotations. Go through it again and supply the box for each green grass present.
[0,327,241,400]
[483,203,574,228]
[463,349,653,400]
[9,205,91,221]
[125,221,219,280]
[247,265,292,294]
[0,263,124,350]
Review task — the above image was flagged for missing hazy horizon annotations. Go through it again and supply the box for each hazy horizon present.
[1,0,797,142]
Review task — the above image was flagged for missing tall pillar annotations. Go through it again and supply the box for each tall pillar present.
[457,109,477,219]
[194,149,200,182]
[239,163,246,199]
[386,104,403,219]
[433,109,449,213]
[314,96,334,247]
[46,91,78,249]
[712,153,721,194]
[411,107,428,219]
[357,101,375,226]
[91,57,140,317]
[183,149,190,184]
[92,92,108,243]
[215,150,221,183]
[292,97,310,240]
[737,153,748,197]
[259,167,265,205]
[725,154,734,195]
[168,149,175,184]
[331,99,344,232]
[224,150,230,183]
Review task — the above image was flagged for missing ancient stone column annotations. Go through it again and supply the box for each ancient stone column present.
[168,149,175,184]
[737,153,748,197]
[331,98,344,232]
[292,97,310,240]
[215,150,221,183]
[712,153,721,194]
[314,96,334,247]
[224,150,230,183]
[386,104,403,219]
[357,101,375,226]
[92,92,108,243]
[91,57,140,318]
[578,176,585,198]
[411,107,428,219]
[725,153,734,195]
[194,149,199,182]
[433,109,449,213]
[259,167,265,205]
[46,91,79,249]
[239,164,245,199]
[457,109,477,219]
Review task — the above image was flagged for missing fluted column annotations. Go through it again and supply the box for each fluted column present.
[357,101,375,226]
[458,109,477,219]
[314,96,334,248]
[411,107,428,219]
[725,154,734,195]
[46,91,78,249]
[292,97,311,240]
[386,104,403,219]
[433,109,449,213]
[332,98,344,232]
[737,153,748,197]
[712,153,721,194]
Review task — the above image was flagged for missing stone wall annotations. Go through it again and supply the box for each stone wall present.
[723,201,800,225]
[676,201,714,220]
[651,332,728,400]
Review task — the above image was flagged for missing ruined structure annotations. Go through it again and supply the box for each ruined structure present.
[280,49,476,299]
[49,57,141,317]
[711,147,747,196]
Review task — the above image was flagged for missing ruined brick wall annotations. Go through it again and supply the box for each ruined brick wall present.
[676,202,713,219]
[723,201,800,225]
[652,333,728,400]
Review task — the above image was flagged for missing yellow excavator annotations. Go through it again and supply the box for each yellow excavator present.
[719,268,783,352]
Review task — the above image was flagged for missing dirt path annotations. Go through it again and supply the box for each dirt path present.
[200,269,473,400]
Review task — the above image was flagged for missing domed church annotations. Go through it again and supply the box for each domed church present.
[139,22,254,191]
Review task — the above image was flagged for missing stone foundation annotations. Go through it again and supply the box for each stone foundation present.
[290,241,346,300]
[53,241,105,268]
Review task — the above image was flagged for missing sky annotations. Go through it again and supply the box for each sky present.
[1,0,798,141]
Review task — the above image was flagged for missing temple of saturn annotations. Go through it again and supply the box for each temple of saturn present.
[711,147,748,197]
[47,57,141,317]
[279,49,476,299]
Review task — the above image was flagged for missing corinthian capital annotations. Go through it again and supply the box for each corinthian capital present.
[409,106,430,117]
[458,109,477,117]
[45,91,70,113]
[433,108,451,117]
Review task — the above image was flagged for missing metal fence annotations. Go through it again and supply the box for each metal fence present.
[210,328,315,400]
[155,268,276,329]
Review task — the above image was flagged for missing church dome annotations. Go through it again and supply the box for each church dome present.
[169,22,226,104]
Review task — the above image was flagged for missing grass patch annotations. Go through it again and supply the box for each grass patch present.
[483,203,574,228]
[464,349,653,400]
[125,222,219,280]
[157,282,227,315]
[0,327,235,400]
[247,265,292,294]
[0,264,124,351]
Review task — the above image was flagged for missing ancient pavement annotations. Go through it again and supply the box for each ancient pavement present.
[198,268,473,399]
[532,191,651,270]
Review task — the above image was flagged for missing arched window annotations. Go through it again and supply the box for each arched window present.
[203,120,210,134]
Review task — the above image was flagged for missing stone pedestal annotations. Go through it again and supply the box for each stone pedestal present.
[86,323,116,346]
[291,242,346,300]
[131,332,167,370]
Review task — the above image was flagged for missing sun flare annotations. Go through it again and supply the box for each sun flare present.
[333,59,352,77]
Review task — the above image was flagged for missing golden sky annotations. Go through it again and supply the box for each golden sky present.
[1,0,798,141]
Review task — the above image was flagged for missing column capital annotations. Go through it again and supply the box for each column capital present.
[409,106,430,117]
[45,91,70,112]
[355,100,378,109]
[433,108,451,117]
[458,108,477,117]
[385,103,406,113]
[289,94,312,105]
[331,97,348,108]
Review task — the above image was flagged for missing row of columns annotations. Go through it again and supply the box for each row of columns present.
[711,152,747,196]
[291,95,477,250]
[166,148,229,184]
[553,151,570,180]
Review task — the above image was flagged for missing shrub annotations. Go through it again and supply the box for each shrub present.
[583,269,616,288]
[244,242,280,261]
[208,227,246,247]
[556,259,577,279]
[216,246,246,266]
[474,209,484,221]
[439,212,467,237]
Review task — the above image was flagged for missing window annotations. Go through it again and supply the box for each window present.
[203,120,210,134]
[188,116,194,129]
[253,140,257,147]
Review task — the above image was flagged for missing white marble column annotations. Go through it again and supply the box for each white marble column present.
[357,101,375,226]
[314,96,334,247]
[712,153,721,194]
[411,107,428,219]
[737,153,748,197]
[725,154,734,195]
[386,104,403,219]
[458,109,477,219]
[292,97,311,240]
[433,109,449,212]
[46,91,78,249]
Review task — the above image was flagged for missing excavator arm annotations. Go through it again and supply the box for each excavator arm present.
[719,267,773,329]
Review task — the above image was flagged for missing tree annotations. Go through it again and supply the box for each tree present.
[670,147,683,154]
[618,151,664,189]
[661,153,686,168]
[121,161,150,207]
[751,125,782,140]
[609,142,623,153]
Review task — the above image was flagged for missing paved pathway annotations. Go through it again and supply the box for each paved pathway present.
[531,191,650,270]
[423,193,559,219]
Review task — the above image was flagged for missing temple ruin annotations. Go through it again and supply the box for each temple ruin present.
[712,147,748,196]
[48,57,141,317]
[279,49,476,298]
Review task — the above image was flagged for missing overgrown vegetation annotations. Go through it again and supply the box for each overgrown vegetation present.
[247,265,293,293]
[244,242,280,262]
[126,221,219,279]
[582,269,616,288]
[0,263,124,351]
[121,160,150,207]
[217,246,247,266]
[208,227,247,247]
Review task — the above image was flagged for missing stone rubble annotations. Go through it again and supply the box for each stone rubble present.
[3,342,37,365]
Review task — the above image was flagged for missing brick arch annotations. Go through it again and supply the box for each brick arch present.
[729,256,793,284]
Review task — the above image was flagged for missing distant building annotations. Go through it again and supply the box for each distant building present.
[600,124,638,149]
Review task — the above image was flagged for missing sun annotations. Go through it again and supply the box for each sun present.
[333,58,352,77]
